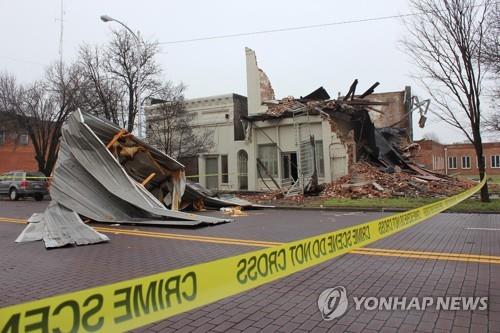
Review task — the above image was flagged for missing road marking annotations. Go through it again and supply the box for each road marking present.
[0,217,283,248]
[1,216,499,264]
[357,247,500,260]
[0,217,25,224]
[466,227,500,231]
[94,226,282,247]
[353,247,500,264]
[95,226,283,246]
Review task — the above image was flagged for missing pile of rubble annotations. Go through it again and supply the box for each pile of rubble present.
[320,163,472,199]
[240,163,472,204]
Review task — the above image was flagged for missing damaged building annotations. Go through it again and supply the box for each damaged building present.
[145,48,418,195]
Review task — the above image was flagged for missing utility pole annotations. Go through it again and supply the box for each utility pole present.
[57,0,64,68]
[100,15,143,138]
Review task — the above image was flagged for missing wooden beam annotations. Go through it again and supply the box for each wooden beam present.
[141,173,156,186]
[256,158,281,190]
[106,129,127,149]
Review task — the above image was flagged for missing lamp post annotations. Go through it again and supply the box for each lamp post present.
[100,15,143,137]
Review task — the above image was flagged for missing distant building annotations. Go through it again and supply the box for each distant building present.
[415,139,500,176]
[0,123,38,174]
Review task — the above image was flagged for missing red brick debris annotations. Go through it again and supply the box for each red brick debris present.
[320,162,473,199]
[240,163,473,205]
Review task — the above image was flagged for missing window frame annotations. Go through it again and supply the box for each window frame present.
[205,155,219,190]
[314,140,325,178]
[19,133,29,145]
[220,155,229,184]
[492,155,500,168]
[448,156,457,169]
[461,156,471,169]
[257,144,278,178]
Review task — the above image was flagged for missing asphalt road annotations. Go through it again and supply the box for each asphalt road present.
[0,199,499,332]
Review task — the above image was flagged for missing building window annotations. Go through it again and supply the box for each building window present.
[315,140,325,178]
[221,155,228,183]
[492,155,500,168]
[461,156,471,169]
[0,130,4,145]
[238,150,248,190]
[258,144,278,178]
[19,133,29,145]
[448,156,457,169]
[205,156,219,189]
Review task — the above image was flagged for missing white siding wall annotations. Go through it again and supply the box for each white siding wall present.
[147,97,349,191]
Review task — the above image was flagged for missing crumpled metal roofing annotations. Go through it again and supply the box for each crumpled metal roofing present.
[17,110,231,248]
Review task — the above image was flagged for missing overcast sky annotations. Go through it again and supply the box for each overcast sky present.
[0,0,496,143]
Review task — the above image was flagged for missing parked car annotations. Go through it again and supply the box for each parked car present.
[0,170,49,201]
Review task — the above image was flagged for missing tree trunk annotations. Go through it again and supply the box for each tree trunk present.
[127,86,135,132]
[472,129,490,202]
[42,127,62,176]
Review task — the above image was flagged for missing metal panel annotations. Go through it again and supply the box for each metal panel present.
[17,110,231,248]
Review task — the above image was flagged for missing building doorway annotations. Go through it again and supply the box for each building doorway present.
[282,152,298,181]
[238,150,248,190]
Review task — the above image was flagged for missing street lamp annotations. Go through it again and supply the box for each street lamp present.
[100,15,143,137]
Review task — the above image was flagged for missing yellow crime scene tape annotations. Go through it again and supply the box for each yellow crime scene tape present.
[185,172,246,179]
[0,177,486,333]
[0,177,52,180]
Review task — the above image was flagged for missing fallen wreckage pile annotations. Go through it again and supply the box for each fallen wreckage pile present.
[240,162,472,204]
[321,162,472,199]
[16,111,258,249]
[241,81,471,203]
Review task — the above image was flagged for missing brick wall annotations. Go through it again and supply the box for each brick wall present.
[415,140,446,173]
[0,130,38,174]
[415,139,500,176]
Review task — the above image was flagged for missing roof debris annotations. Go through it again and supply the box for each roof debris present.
[16,111,235,249]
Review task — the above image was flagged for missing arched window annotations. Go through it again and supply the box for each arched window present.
[237,150,248,190]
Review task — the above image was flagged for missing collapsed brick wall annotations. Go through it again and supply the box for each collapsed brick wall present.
[328,117,356,173]
[258,69,275,102]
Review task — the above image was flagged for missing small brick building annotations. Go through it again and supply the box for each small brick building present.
[415,139,500,176]
[0,128,38,174]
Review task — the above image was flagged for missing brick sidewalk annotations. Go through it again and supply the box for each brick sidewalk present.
[135,214,500,333]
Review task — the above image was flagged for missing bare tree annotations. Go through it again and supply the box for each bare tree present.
[0,63,82,175]
[482,3,500,132]
[104,29,163,132]
[78,43,124,125]
[422,132,441,143]
[147,83,213,160]
[482,3,500,75]
[403,0,494,202]
[484,113,500,132]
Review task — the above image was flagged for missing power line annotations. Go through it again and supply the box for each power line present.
[1,3,496,66]
[159,13,417,45]
[158,2,498,45]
